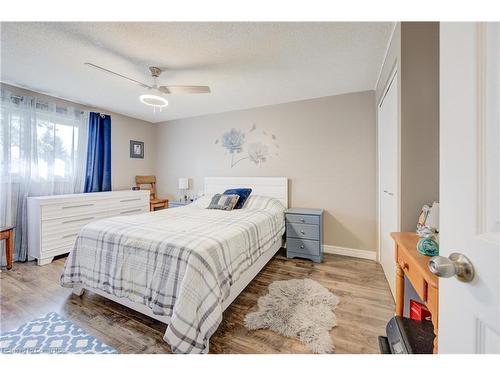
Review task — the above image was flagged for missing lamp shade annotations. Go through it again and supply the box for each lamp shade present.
[178,178,189,190]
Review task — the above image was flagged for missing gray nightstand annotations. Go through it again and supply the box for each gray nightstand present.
[169,200,191,208]
[285,208,324,263]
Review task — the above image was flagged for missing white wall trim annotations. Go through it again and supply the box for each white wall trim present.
[374,22,398,92]
[323,245,377,261]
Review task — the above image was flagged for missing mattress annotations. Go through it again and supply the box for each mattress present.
[60,194,285,353]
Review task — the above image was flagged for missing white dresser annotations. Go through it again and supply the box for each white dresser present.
[28,190,150,265]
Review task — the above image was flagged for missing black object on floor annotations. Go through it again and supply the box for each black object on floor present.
[378,336,391,354]
[378,316,435,354]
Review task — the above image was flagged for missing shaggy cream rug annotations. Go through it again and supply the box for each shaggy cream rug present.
[244,278,340,353]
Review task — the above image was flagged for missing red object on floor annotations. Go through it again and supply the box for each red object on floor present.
[410,299,432,322]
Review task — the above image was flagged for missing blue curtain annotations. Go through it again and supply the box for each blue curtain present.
[84,112,111,192]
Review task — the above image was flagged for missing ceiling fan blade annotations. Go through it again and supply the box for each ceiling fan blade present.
[159,85,211,94]
[85,62,151,89]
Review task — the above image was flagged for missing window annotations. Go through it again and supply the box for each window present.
[0,91,88,263]
[0,94,85,184]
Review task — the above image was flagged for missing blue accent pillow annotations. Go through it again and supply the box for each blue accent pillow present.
[223,188,252,209]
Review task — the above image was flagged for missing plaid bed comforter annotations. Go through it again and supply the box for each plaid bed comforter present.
[60,195,285,353]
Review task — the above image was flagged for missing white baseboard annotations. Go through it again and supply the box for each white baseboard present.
[323,245,377,261]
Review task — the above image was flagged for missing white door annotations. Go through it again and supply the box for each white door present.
[438,22,499,353]
[378,72,399,298]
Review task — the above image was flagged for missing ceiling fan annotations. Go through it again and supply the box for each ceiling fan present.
[85,62,210,112]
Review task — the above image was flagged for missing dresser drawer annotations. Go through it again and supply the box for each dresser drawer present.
[42,214,99,234]
[42,200,102,220]
[41,215,100,249]
[42,243,77,259]
[286,214,319,225]
[41,194,149,220]
[42,236,76,253]
[41,204,147,236]
[397,247,428,302]
[40,206,147,252]
[286,222,320,240]
[287,238,321,257]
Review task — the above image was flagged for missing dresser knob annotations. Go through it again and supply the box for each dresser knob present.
[300,230,305,235]
[300,219,305,223]
[300,245,305,249]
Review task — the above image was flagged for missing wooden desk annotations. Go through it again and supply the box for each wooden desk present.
[391,232,439,353]
[0,226,14,270]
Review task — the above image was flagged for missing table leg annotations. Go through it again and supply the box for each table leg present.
[6,230,13,270]
[395,262,405,316]
[432,314,438,353]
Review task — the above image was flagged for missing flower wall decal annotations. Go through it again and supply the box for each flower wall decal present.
[216,124,278,168]
[248,142,269,165]
[221,128,245,154]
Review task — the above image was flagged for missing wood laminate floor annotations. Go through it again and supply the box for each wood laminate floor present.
[0,250,394,354]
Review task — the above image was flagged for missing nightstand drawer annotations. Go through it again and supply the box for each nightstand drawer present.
[287,238,321,257]
[286,214,319,225]
[286,222,320,240]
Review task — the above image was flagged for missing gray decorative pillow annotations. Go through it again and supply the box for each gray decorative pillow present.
[207,194,240,211]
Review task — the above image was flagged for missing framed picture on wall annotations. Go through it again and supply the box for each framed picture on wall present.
[130,140,144,159]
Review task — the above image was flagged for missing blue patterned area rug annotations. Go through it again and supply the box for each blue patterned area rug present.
[0,312,117,354]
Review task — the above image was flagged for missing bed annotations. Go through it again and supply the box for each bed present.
[60,177,288,353]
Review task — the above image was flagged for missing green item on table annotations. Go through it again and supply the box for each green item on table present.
[417,236,439,257]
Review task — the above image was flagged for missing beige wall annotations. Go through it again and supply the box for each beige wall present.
[154,91,377,252]
[400,22,440,230]
[108,112,156,189]
[1,83,156,190]
[375,22,439,232]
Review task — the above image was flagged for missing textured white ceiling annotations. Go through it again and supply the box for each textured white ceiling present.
[1,22,393,123]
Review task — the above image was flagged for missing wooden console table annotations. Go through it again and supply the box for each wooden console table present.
[391,232,439,353]
[0,226,14,270]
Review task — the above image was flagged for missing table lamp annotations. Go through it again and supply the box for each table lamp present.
[178,178,189,201]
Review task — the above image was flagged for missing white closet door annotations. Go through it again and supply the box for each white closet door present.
[378,73,399,298]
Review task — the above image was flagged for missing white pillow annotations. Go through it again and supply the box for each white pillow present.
[242,195,286,212]
[190,194,213,208]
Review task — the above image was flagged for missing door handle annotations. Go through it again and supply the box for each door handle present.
[383,190,394,196]
[428,253,475,282]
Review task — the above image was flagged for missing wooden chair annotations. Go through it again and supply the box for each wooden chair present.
[135,175,168,211]
[1,226,14,270]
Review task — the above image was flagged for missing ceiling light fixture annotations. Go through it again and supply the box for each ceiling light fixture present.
[139,94,168,112]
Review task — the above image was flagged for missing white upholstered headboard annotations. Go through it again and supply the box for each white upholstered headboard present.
[204,177,288,208]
